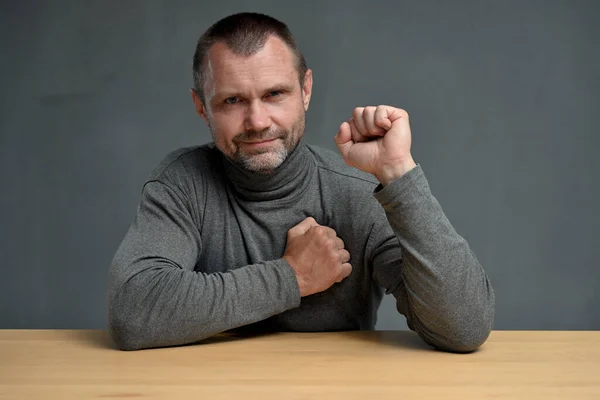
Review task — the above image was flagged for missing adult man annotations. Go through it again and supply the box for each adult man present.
[108,12,495,352]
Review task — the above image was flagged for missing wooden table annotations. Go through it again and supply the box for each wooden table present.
[1,330,598,399]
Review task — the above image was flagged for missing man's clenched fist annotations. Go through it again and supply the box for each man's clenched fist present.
[283,217,352,297]
[334,105,417,185]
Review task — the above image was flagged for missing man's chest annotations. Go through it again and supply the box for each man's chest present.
[194,189,326,273]
[191,181,383,331]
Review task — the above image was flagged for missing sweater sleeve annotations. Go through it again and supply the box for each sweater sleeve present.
[370,164,495,353]
[107,180,301,351]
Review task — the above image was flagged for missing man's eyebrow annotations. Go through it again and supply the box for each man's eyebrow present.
[214,83,295,100]
[263,83,295,93]
[213,90,240,101]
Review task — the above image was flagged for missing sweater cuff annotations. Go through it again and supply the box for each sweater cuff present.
[373,164,431,210]
[271,258,302,309]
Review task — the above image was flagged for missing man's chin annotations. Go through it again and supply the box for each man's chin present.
[239,152,286,174]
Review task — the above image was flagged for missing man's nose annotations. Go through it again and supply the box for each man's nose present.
[244,101,272,132]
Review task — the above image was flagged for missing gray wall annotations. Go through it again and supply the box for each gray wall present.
[1,0,598,330]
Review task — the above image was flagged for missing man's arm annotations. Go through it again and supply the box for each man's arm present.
[107,180,301,350]
[334,105,495,352]
[371,164,495,353]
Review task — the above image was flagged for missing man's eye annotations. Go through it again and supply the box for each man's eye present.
[224,97,238,104]
[268,91,282,97]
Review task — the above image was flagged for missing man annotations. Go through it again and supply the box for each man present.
[107,12,495,352]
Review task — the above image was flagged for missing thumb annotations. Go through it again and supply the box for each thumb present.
[334,121,354,160]
[288,216,320,238]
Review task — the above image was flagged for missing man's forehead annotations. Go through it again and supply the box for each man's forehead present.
[206,37,296,83]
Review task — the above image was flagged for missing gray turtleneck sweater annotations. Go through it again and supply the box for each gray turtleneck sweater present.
[107,141,495,352]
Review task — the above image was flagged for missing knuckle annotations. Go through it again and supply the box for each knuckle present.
[323,237,334,249]
[342,251,350,262]
[330,254,340,265]
[337,266,348,281]
[313,226,327,239]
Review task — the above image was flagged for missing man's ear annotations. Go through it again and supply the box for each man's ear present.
[190,88,209,125]
[301,69,313,112]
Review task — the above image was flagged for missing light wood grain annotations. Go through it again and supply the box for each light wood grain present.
[1,330,599,399]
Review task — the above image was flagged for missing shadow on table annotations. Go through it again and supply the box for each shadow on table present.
[68,330,115,349]
[70,329,434,352]
[70,329,280,351]
[341,330,434,351]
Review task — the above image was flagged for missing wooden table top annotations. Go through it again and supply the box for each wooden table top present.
[1,330,599,399]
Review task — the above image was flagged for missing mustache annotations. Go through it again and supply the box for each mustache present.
[234,129,284,143]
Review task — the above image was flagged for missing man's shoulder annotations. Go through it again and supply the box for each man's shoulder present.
[148,142,218,182]
[306,144,379,188]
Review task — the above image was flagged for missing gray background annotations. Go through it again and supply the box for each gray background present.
[1,0,598,331]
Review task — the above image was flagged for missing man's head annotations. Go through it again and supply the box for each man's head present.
[191,12,313,174]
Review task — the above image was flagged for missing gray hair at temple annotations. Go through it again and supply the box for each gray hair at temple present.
[192,12,309,105]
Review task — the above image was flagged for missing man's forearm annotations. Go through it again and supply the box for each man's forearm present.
[107,180,302,350]
[374,165,495,352]
[108,258,300,350]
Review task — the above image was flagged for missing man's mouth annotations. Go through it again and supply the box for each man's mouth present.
[241,138,278,145]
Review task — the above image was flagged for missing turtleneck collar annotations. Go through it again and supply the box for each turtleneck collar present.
[219,138,315,202]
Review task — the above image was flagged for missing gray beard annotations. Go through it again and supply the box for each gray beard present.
[209,113,305,174]
[233,144,290,174]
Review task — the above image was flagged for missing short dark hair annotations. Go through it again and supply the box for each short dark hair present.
[192,12,308,104]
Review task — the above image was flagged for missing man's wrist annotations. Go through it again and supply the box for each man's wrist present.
[376,157,417,186]
[283,255,307,297]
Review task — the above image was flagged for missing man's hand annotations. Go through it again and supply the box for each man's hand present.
[283,217,352,297]
[334,105,417,185]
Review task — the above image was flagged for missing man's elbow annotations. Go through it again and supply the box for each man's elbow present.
[414,303,495,353]
[438,281,496,353]
[107,269,164,350]
[435,325,492,353]
[430,309,495,353]
[108,307,149,351]
[107,286,155,351]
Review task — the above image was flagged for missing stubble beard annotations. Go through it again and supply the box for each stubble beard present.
[212,114,305,174]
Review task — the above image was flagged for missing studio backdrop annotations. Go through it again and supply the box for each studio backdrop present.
[1,0,598,330]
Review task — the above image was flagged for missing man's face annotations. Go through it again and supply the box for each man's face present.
[192,36,313,173]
